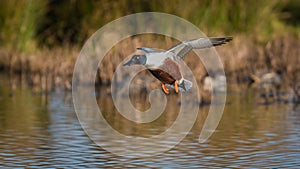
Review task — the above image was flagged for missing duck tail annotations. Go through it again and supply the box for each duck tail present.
[179,79,193,92]
[165,79,193,92]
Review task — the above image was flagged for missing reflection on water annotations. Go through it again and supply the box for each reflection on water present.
[0,74,299,168]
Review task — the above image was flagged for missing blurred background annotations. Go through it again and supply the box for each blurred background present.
[0,0,300,92]
[0,0,300,168]
[1,0,299,49]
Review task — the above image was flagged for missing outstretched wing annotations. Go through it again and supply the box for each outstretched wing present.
[167,37,233,60]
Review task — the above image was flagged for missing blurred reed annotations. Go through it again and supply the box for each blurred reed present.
[0,0,46,53]
[0,0,300,103]
[0,0,291,50]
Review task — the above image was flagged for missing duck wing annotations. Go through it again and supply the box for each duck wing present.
[167,37,233,60]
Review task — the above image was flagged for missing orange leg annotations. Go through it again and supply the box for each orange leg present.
[174,81,179,93]
[161,83,169,94]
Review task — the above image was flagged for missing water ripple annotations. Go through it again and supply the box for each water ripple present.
[0,90,299,168]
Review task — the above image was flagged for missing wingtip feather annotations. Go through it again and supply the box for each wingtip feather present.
[210,37,233,46]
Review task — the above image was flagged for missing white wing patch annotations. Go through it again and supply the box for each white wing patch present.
[145,52,172,69]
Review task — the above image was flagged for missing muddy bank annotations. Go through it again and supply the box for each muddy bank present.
[0,47,77,93]
[1,34,300,102]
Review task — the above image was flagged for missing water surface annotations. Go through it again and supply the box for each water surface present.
[0,74,299,168]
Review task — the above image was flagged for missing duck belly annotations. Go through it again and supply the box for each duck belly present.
[149,69,177,84]
[148,58,182,84]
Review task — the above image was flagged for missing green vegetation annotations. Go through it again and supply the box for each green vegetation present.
[0,0,299,93]
[0,0,298,52]
[0,0,46,53]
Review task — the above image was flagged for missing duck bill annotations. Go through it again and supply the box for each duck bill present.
[123,60,132,66]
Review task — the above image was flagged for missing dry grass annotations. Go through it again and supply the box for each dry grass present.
[1,34,300,103]
[0,46,78,93]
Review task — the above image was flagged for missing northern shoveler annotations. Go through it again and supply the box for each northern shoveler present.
[123,37,233,94]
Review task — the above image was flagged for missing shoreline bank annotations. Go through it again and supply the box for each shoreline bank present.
[0,34,299,102]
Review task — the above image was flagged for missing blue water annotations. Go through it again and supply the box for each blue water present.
[0,80,299,168]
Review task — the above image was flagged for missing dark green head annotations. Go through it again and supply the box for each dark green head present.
[123,54,147,66]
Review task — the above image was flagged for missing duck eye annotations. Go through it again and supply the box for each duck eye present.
[136,56,140,59]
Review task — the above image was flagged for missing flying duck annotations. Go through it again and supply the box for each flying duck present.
[123,37,233,94]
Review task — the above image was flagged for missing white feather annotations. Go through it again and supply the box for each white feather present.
[145,52,172,69]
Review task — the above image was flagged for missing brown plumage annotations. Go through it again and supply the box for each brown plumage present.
[149,58,182,84]
[123,37,233,94]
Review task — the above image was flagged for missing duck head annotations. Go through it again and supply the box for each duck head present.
[123,54,147,66]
